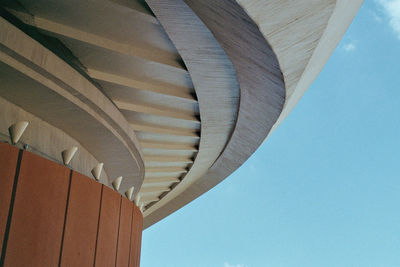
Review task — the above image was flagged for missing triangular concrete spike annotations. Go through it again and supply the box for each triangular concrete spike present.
[9,121,29,144]
[134,193,141,206]
[61,146,78,165]
[112,176,123,191]
[91,163,104,181]
[139,203,145,213]
[125,186,134,201]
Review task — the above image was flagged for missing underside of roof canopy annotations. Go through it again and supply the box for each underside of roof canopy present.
[0,0,363,228]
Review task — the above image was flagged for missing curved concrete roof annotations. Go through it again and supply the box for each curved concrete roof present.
[0,0,363,228]
[143,0,285,227]
[142,0,363,227]
[0,16,145,194]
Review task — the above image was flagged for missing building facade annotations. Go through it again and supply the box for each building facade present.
[0,0,362,266]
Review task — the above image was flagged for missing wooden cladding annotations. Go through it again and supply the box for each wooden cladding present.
[95,186,121,267]
[60,172,102,266]
[116,198,134,267]
[130,207,143,267]
[0,142,143,267]
[4,150,70,266]
[0,142,19,255]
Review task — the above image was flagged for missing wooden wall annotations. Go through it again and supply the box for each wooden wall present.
[0,141,143,267]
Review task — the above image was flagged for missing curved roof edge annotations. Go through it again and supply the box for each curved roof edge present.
[143,0,363,228]
[0,16,145,194]
[143,0,241,217]
[267,0,364,133]
[143,0,285,228]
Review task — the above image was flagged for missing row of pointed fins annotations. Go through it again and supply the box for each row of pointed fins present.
[7,121,135,202]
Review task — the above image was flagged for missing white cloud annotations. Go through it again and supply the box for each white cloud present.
[224,262,247,267]
[377,0,400,39]
[343,42,356,52]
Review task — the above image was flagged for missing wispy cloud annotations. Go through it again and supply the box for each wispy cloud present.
[377,0,400,39]
[224,262,247,267]
[343,42,356,52]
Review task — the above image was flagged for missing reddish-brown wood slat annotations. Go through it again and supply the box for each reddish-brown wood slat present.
[116,197,134,267]
[135,206,143,267]
[95,185,121,267]
[129,205,137,267]
[3,150,70,266]
[60,171,102,266]
[129,205,143,267]
[0,142,19,254]
[0,145,143,267]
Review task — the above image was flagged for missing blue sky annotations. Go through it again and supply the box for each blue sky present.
[141,1,400,266]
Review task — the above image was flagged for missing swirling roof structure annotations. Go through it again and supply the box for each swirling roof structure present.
[0,0,363,229]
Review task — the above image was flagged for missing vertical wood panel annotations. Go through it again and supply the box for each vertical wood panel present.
[0,142,19,254]
[129,205,143,267]
[3,151,70,267]
[129,206,138,267]
[135,207,143,267]
[95,186,121,267]
[116,198,133,267]
[4,151,70,267]
[0,147,143,266]
[60,171,102,266]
